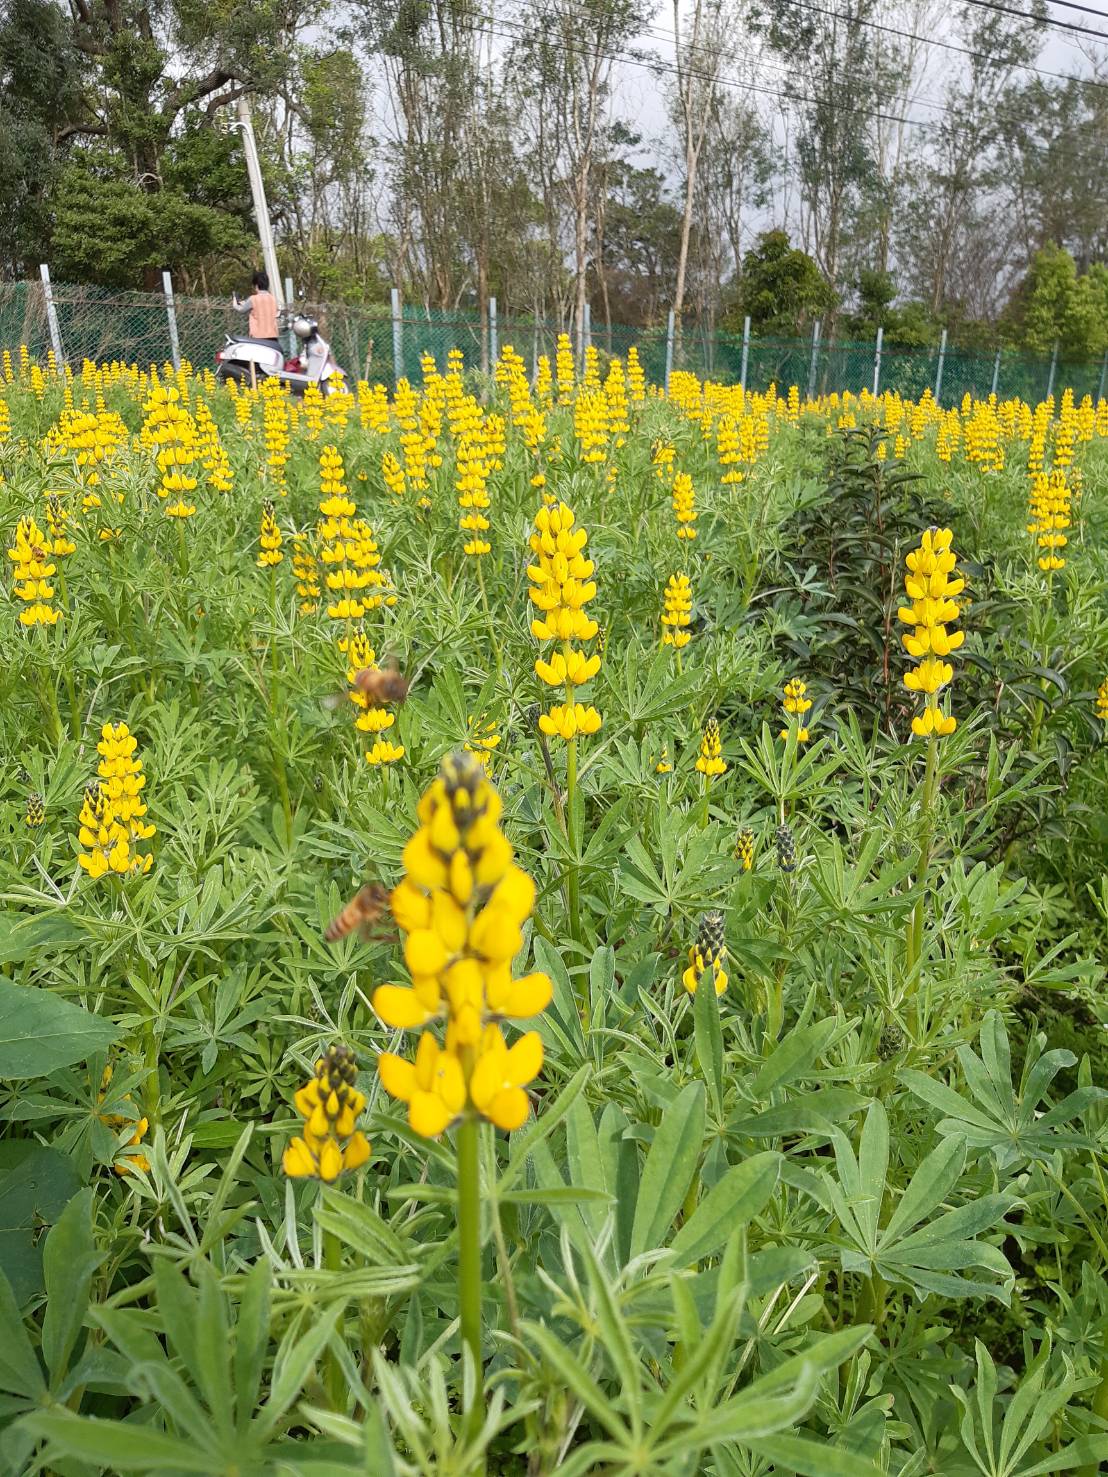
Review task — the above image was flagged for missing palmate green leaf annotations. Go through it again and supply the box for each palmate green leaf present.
[630,1080,706,1258]
[0,980,119,1078]
[0,1267,45,1400]
[901,1009,1107,1169]
[823,1105,1015,1301]
[751,1017,843,1098]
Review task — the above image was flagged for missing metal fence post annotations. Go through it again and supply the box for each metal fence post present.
[489,296,498,368]
[390,286,403,384]
[807,320,821,400]
[39,265,64,369]
[664,309,676,391]
[1046,339,1059,399]
[582,302,591,369]
[740,314,751,388]
[934,328,947,403]
[1097,349,1108,403]
[872,326,883,397]
[990,347,1001,399]
[162,271,181,372]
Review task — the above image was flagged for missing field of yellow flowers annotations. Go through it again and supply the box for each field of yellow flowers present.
[1,335,1108,1476]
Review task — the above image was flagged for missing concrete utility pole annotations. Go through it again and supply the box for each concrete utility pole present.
[236,99,284,310]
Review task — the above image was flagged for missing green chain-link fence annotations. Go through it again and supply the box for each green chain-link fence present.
[3,278,1105,407]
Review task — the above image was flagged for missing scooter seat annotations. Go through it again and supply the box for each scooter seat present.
[227,336,284,350]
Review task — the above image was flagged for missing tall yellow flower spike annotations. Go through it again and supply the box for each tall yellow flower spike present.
[528,501,602,740]
[375,751,551,1137]
[283,1044,371,1182]
[76,724,156,879]
[780,678,812,742]
[899,527,965,738]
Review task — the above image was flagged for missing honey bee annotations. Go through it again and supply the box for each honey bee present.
[324,882,394,943]
[352,665,410,704]
[31,546,46,562]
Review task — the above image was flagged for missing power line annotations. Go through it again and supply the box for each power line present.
[961,0,1108,42]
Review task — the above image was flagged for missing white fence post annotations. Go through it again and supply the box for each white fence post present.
[872,326,883,397]
[739,314,751,389]
[39,265,64,369]
[162,270,181,372]
[390,286,403,384]
[1046,339,1059,399]
[489,295,498,368]
[990,347,1001,398]
[664,309,675,391]
[807,320,821,400]
[934,328,948,403]
[1097,349,1108,404]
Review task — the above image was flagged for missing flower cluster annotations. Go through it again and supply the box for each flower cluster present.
[1027,468,1071,572]
[776,822,797,873]
[282,1044,371,1182]
[376,751,550,1136]
[144,385,199,519]
[7,515,60,627]
[899,527,965,738]
[25,792,44,828]
[344,629,405,767]
[780,678,812,742]
[1097,678,1108,726]
[661,572,693,650]
[257,499,283,568]
[672,472,698,539]
[465,713,501,771]
[76,723,156,879]
[528,501,602,741]
[317,445,392,621]
[292,534,320,613]
[682,910,727,995]
[735,826,755,871]
[696,717,727,778]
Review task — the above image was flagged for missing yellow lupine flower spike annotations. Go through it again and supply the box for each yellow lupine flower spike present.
[374,751,551,1138]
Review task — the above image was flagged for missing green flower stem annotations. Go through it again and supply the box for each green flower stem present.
[322,1224,345,1412]
[562,669,584,952]
[907,733,940,975]
[457,1113,485,1469]
[857,1268,886,1333]
[699,773,710,831]
[474,557,503,674]
[267,569,293,834]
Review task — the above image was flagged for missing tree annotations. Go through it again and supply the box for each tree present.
[1008,244,1108,357]
[725,229,835,335]
[670,0,725,331]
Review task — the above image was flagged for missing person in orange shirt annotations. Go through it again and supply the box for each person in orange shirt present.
[232,271,281,348]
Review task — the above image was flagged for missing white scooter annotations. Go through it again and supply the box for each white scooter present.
[215,312,346,396]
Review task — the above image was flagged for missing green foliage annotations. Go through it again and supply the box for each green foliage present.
[1009,244,1108,358]
[725,229,837,336]
[0,356,1106,1473]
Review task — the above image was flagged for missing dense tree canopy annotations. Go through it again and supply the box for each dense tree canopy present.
[2,0,1108,352]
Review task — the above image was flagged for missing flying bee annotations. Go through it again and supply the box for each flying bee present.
[324,882,394,944]
[323,662,410,713]
[352,665,410,705]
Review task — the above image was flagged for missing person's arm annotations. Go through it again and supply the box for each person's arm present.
[232,294,251,313]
